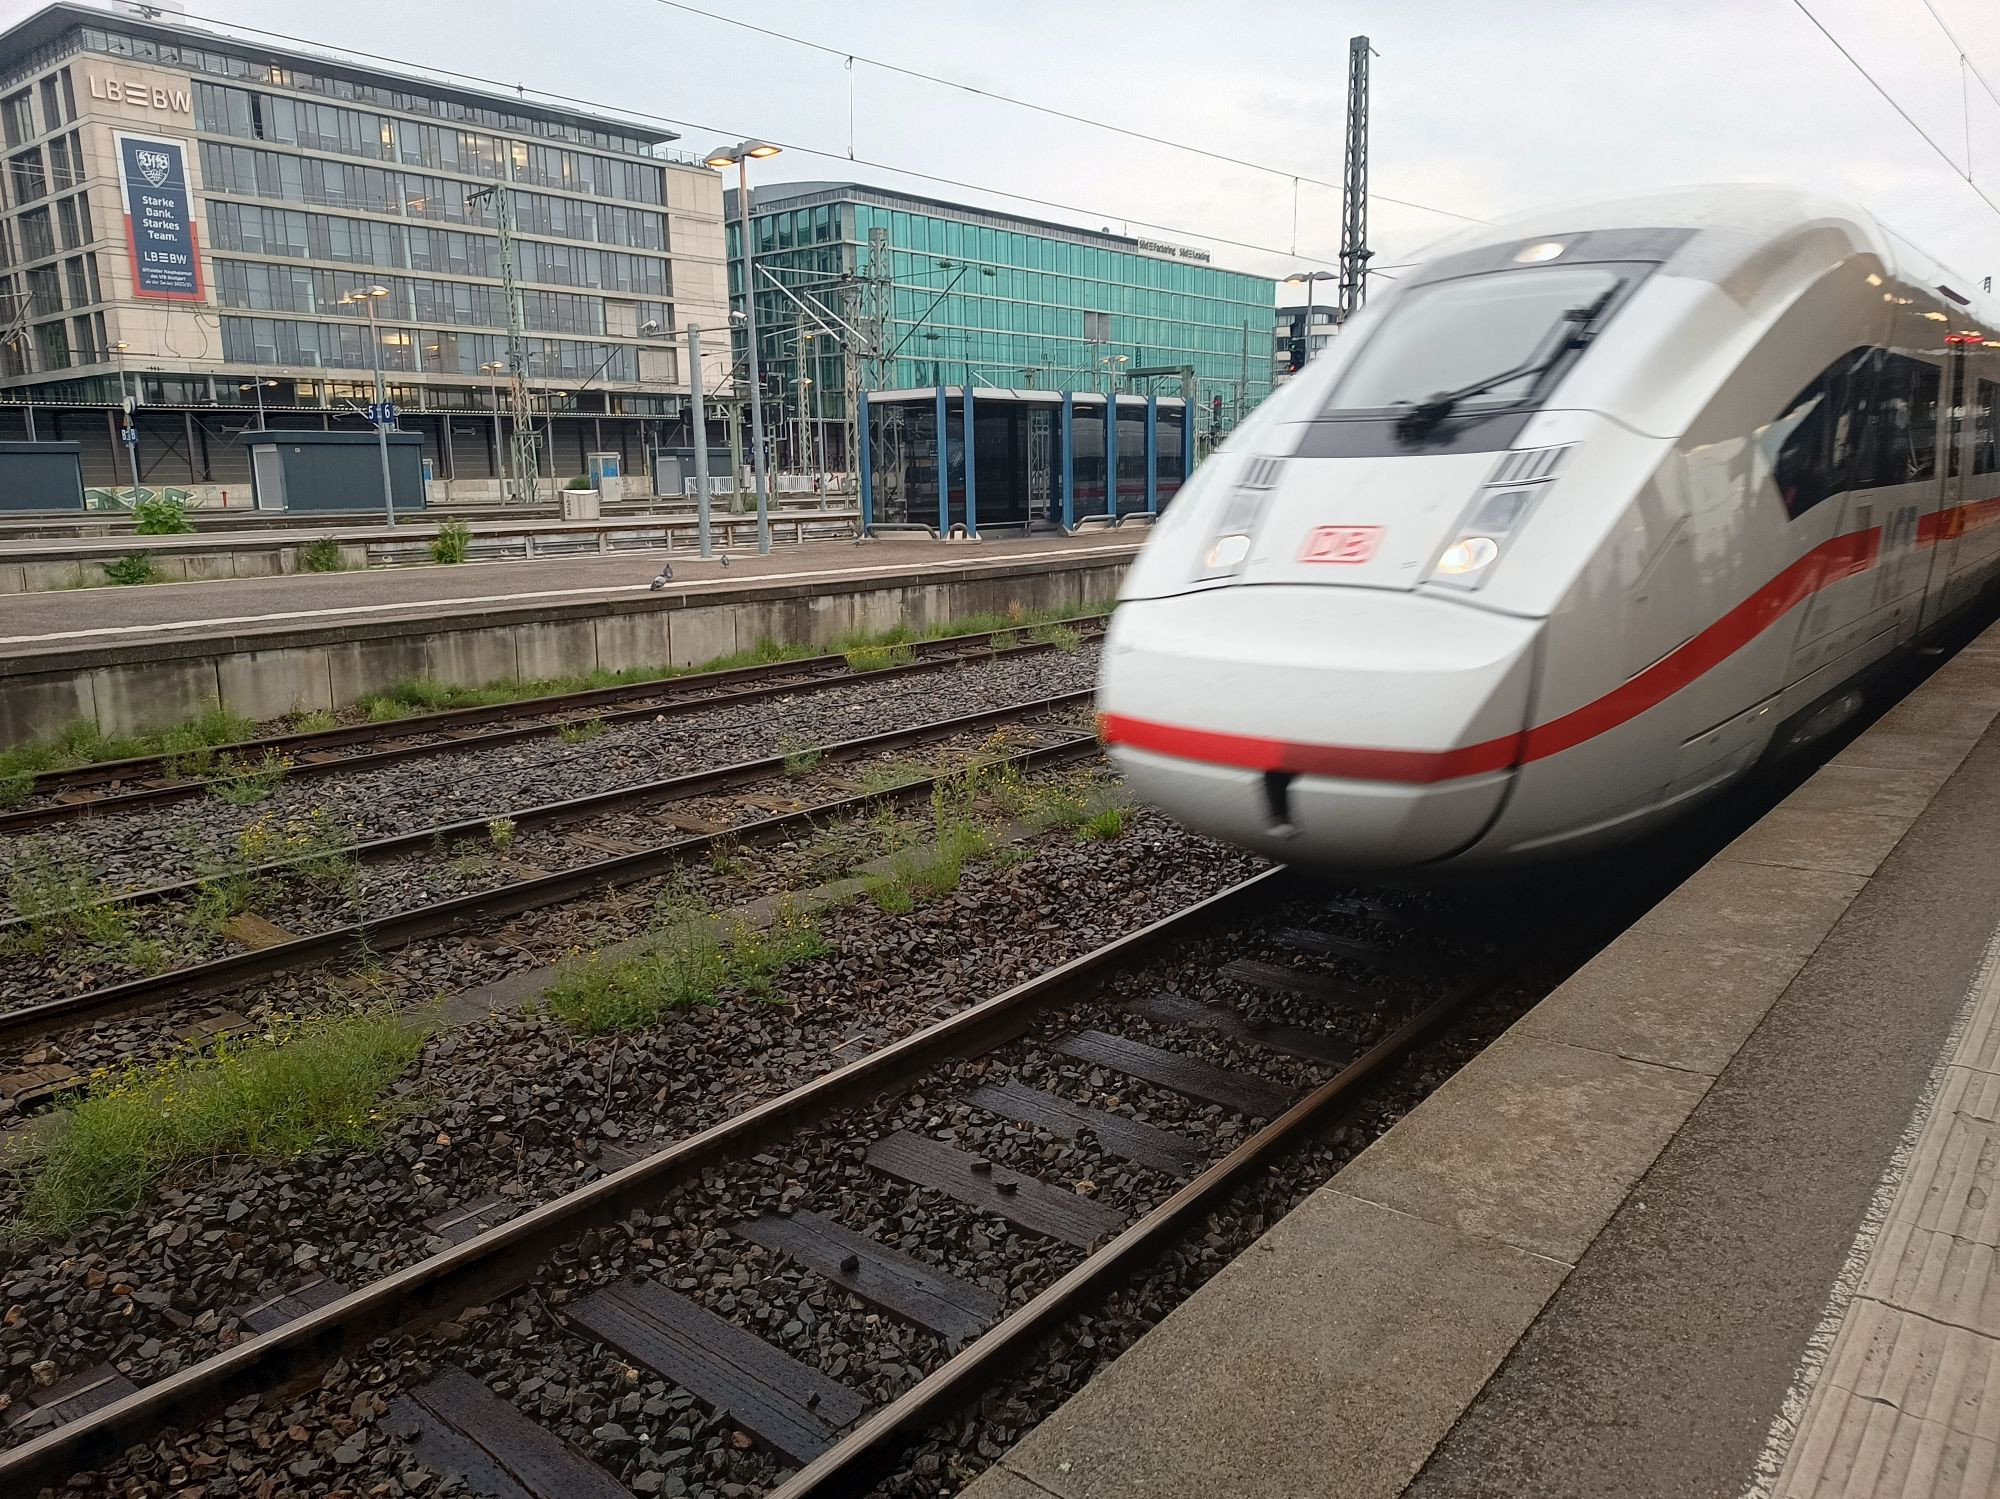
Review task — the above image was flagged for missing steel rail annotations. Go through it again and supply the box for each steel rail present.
[0,688,1095,938]
[0,703,1099,1046]
[767,955,1513,1497]
[0,868,1288,1494]
[0,618,1107,832]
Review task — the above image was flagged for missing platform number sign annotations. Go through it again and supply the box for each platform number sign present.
[120,425,137,445]
[116,134,203,302]
[365,402,399,428]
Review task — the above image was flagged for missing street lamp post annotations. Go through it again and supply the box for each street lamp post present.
[111,340,140,497]
[339,284,396,527]
[238,378,275,431]
[1283,270,1339,369]
[704,137,782,555]
[1099,353,1129,394]
[480,360,507,487]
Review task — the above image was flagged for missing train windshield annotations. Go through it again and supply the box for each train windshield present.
[1324,265,1624,421]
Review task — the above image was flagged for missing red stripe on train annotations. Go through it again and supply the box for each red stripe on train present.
[1102,526,1883,785]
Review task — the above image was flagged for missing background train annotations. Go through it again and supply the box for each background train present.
[1098,185,2000,871]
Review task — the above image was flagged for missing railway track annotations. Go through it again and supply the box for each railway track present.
[0,617,1106,833]
[0,869,1532,1497]
[0,693,1099,1050]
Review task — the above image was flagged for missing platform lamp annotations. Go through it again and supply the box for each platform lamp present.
[110,340,141,497]
[1283,270,1338,370]
[238,378,276,431]
[338,284,396,527]
[704,137,782,554]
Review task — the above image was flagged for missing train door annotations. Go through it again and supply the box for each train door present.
[1916,341,1961,632]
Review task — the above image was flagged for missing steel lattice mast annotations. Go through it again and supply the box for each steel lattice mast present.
[1338,35,1373,322]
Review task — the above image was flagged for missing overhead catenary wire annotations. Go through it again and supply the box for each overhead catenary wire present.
[1918,0,2000,114]
[163,6,1378,272]
[644,0,1486,224]
[1789,0,2000,217]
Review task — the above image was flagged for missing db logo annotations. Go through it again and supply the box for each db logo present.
[1299,525,1383,564]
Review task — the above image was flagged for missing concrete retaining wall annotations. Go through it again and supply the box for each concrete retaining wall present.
[0,553,1129,747]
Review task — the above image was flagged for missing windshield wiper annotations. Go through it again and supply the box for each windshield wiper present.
[1394,288,1618,443]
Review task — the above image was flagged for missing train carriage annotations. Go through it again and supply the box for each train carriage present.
[1098,186,2000,870]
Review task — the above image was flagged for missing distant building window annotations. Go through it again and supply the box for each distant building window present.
[1083,310,1111,343]
[1,90,32,149]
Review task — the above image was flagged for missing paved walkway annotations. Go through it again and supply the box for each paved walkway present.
[0,534,1140,657]
[964,624,2000,1499]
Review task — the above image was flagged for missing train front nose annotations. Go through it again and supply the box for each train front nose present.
[1098,586,1541,871]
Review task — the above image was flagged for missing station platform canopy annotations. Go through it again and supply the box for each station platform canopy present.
[859,387,1192,536]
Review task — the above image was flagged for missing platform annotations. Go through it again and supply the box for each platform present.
[964,623,2000,1499]
[0,534,1138,746]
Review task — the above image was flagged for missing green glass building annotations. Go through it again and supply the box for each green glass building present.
[725,180,1276,472]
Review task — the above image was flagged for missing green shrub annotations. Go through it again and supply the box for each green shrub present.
[131,494,194,535]
[299,537,348,573]
[430,518,472,565]
[6,1010,427,1237]
[101,551,159,586]
[565,474,593,490]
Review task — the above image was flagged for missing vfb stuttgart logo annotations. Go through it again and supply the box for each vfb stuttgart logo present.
[134,148,173,188]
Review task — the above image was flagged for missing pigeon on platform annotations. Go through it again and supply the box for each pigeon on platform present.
[649,565,673,590]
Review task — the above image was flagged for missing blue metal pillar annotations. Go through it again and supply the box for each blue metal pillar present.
[1104,393,1117,518]
[962,386,978,537]
[1060,392,1075,531]
[934,383,948,535]
[1145,394,1159,514]
[857,390,873,534]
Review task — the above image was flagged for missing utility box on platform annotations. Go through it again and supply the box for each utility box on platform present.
[0,441,85,511]
[244,430,426,514]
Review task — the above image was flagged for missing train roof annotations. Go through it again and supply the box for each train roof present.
[1412,184,2000,330]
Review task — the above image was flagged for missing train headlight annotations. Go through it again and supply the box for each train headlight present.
[1205,533,1252,569]
[1427,487,1538,590]
[1435,536,1499,575]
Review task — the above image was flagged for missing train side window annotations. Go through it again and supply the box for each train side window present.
[1835,347,1881,492]
[1877,353,1941,485]
[1975,378,1999,477]
[1771,367,1841,518]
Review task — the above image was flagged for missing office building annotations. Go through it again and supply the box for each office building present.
[0,2,730,494]
[727,180,1277,471]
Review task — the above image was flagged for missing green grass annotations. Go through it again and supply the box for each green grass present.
[1079,802,1131,840]
[858,760,933,796]
[101,551,161,586]
[0,603,1110,789]
[545,906,826,1034]
[6,841,132,952]
[1027,622,1083,653]
[299,537,348,573]
[843,642,915,673]
[5,1010,427,1238]
[777,731,823,776]
[289,708,337,734]
[208,749,291,806]
[339,603,1112,721]
[0,705,255,792]
[555,715,606,745]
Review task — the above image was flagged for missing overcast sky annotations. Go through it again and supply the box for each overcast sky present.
[41,0,2000,302]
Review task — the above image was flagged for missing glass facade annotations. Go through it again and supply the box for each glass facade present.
[729,183,1276,466]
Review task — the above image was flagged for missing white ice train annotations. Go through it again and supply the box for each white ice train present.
[1098,185,2000,871]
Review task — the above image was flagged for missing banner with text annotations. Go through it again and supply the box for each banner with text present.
[116,134,203,302]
